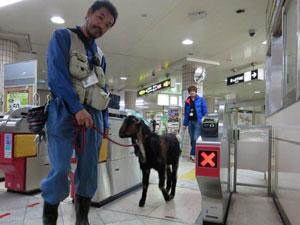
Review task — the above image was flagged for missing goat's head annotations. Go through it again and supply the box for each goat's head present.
[119,115,141,138]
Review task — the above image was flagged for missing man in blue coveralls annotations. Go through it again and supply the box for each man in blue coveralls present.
[41,1,118,225]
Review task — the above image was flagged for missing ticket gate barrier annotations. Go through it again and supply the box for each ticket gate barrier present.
[0,107,49,192]
[196,138,231,225]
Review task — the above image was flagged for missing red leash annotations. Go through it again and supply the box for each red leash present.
[92,125,135,148]
[72,124,134,152]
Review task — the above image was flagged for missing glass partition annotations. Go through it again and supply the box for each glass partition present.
[283,0,298,107]
[266,0,300,116]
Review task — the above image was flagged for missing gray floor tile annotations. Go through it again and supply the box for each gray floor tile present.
[0,221,23,225]
[139,216,187,225]
[23,217,64,225]
[226,191,283,225]
[98,210,138,224]
[106,218,144,225]
[0,207,25,225]
[0,192,30,211]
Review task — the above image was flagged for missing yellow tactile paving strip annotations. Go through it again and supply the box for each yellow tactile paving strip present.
[178,168,196,181]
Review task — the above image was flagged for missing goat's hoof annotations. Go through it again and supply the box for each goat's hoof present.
[139,199,145,207]
[170,194,174,199]
[164,195,171,202]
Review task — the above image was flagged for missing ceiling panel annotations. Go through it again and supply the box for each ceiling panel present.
[0,0,269,102]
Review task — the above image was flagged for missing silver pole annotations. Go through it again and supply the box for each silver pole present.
[268,126,272,196]
[233,129,238,193]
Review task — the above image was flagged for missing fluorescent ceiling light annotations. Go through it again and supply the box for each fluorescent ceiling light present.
[51,16,65,24]
[182,39,193,45]
[262,40,267,45]
[176,82,181,85]
[0,0,23,8]
[120,77,127,80]
[254,90,261,94]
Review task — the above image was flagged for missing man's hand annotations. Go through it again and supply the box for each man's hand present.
[75,109,93,128]
[104,128,110,138]
[183,126,187,130]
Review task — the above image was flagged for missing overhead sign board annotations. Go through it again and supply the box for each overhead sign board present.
[227,69,264,86]
[227,73,244,85]
[138,79,171,96]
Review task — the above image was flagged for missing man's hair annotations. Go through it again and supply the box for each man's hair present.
[89,0,118,26]
[188,85,197,93]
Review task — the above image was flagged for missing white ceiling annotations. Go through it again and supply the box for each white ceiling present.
[0,0,268,102]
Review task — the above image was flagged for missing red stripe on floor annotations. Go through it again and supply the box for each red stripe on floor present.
[0,213,11,219]
[27,202,40,208]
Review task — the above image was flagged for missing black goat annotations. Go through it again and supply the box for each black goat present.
[119,115,181,207]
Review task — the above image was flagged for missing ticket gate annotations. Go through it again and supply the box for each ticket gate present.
[196,113,232,224]
[0,107,50,192]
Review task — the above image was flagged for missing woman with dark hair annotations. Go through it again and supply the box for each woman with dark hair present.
[183,85,208,161]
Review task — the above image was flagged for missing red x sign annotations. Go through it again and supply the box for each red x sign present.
[201,152,216,167]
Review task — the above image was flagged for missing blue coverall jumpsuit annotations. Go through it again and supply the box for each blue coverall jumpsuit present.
[41,28,109,204]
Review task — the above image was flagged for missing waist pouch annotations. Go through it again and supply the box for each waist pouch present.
[85,86,110,111]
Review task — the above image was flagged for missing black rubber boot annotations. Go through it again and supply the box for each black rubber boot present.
[42,201,59,225]
[75,195,91,225]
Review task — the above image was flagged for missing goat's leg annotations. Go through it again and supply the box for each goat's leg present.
[139,168,150,207]
[166,165,172,193]
[170,163,179,199]
[158,166,170,201]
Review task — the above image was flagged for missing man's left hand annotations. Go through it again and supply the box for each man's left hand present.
[104,128,110,138]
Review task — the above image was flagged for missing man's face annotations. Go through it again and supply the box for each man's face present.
[85,7,114,39]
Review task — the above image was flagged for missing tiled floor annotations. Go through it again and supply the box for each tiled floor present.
[227,187,283,225]
[0,157,284,225]
[0,158,201,225]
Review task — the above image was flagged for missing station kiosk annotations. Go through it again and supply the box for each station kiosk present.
[196,111,232,224]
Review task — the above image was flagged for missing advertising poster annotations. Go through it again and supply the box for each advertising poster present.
[6,92,29,112]
[168,108,179,123]
[168,108,179,130]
